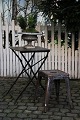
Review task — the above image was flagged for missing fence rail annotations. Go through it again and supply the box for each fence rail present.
[0,13,80,79]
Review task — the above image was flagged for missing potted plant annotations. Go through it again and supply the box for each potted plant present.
[17,13,40,48]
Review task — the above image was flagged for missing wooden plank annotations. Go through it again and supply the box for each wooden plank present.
[12,20,16,76]
[55,44,58,69]
[64,29,68,73]
[75,50,78,78]
[71,33,75,78]
[62,46,64,71]
[44,23,48,70]
[78,31,80,78]
[58,22,61,70]
[0,13,3,76]
[3,49,6,76]
[68,48,71,78]
[9,49,13,76]
[51,22,54,69]
[41,42,45,70]
[37,35,42,71]
[5,20,9,76]
[47,43,51,70]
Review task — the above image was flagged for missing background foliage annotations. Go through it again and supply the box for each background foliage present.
[37,0,80,32]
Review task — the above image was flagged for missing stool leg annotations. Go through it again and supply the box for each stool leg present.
[35,74,42,99]
[37,74,42,89]
[65,77,73,107]
[54,80,60,103]
[44,77,50,112]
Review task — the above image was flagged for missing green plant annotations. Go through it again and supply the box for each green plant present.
[17,15,27,31]
[17,13,38,32]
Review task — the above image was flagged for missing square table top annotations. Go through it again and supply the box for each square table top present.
[9,46,50,53]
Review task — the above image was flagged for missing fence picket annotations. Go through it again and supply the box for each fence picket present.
[54,44,58,69]
[68,48,71,78]
[75,50,78,78]
[78,31,80,78]
[3,49,6,76]
[44,23,48,70]
[6,20,10,76]
[72,33,75,78]
[51,22,54,69]
[58,22,61,70]
[62,46,64,71]
[0,13,3,76]
[47,43,51,70]
[65,29,68,73]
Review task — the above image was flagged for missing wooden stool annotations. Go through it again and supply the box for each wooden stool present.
[37,70,72,112]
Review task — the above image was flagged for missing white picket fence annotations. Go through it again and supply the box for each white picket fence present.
[0,12,80,79]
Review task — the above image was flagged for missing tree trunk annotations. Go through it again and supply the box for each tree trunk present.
[12,0,17,23]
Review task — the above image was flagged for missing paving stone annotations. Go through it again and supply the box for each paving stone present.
[0,105,7,109]
[18,106,27,110]
[7,113,17,117]
[27,114,38,119]
[24,118,33,120]
[54,112,65,116]
[50,115,61,120]
[49,107,59,111]
[62,117,74,120]
[0,110,3,112]
[27,106,37,111]
[0,117,3,120]
[66,113,78,117]
[74,106,80,110]
[0,78,80,119]
[71,109,80,114]
[12,118,23,120]
[17,102,26,106]
[0,112,7,117]
[75,118,80,120]
[17,113,27,118]
[12,109,23,113]
[38,107,44,111]
[2,117,11,120]
[38,115,49,119]
[33,110,42,114]
[43,111,52,115]
[27,103,35,106]
[4,109,11,113]
[60,108,70,113]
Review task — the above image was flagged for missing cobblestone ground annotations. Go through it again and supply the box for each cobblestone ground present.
[0,77,80,120]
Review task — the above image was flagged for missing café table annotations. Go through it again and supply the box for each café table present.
[4,46,50,102]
